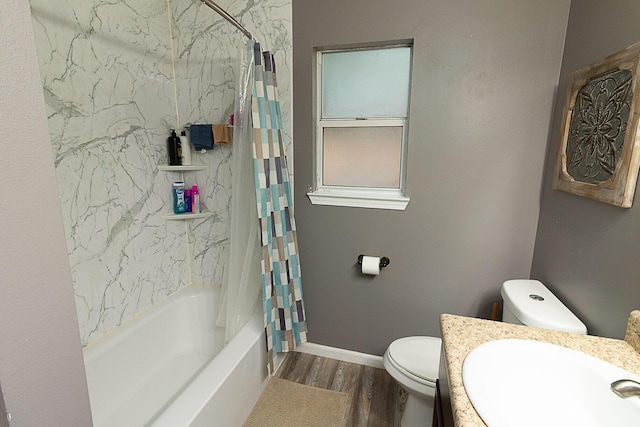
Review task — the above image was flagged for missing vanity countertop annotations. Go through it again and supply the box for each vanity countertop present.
[440,310,640,427]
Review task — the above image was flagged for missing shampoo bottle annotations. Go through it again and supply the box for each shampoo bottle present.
[167,129,181,166]
[184,189,192,213]
[180,130,192,166]
[191,185,200,214]
[172,181,186,214]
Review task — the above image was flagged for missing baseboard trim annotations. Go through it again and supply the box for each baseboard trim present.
[295,342,384,369]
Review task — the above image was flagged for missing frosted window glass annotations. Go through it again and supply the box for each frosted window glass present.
[322,47,411,119]
[323,127,402,188]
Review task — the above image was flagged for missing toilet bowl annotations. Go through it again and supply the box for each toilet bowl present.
[383,336,441,426]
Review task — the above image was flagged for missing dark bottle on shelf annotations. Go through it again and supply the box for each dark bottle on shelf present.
[167,129,182,166]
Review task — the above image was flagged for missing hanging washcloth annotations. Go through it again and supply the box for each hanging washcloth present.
[190,124,214,152]
[213,124,232,145]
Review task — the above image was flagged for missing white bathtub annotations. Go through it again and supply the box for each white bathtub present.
[82,285,268,427]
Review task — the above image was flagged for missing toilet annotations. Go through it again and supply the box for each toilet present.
[383,336,441,427]
[383,279,587,426]
[501,279,587,334]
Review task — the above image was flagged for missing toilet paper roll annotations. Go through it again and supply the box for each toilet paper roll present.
[361,256,381,276]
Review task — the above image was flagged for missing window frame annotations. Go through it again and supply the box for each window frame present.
[308,43,412,211]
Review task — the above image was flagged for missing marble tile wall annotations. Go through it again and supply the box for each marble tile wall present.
[29,0,292,346]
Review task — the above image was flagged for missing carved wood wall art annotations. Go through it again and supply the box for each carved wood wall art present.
[553,41,640,208]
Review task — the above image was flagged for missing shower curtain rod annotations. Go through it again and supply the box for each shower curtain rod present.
[200,0,253,40]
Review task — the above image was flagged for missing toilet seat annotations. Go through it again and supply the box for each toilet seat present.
[384,336,441,390]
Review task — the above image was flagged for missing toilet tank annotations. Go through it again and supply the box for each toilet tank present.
[501,279,587,334]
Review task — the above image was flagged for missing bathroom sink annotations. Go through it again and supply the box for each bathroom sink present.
[462,339,640,427]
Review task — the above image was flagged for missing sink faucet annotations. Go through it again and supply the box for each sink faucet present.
[611,379,640,398]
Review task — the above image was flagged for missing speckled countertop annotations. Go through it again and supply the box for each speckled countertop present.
[440,310,640,427]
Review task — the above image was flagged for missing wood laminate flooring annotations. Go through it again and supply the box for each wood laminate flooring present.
[274,351,404,427]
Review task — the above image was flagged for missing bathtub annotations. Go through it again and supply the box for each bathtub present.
[82,285,268,427]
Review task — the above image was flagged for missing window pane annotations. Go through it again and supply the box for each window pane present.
[322,47,411,119]
[323,127,402,188]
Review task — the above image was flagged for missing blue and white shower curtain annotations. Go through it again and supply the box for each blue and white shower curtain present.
[251,42,307,373]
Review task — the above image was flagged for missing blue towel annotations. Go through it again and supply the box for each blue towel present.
[190,124,214,151]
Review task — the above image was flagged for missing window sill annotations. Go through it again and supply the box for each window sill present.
[307,189,409,210]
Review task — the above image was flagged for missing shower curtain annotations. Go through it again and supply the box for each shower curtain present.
[217,40,262,344]
[218,40,307,372]
[251,42,307,373]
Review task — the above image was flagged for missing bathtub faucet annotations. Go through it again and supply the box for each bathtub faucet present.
[611,379,640,398]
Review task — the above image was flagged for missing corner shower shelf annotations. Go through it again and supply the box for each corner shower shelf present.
[158,164,207,172]
[162,212,212,220]
[158,162,209,221]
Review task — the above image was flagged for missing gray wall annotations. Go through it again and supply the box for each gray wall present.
[293,0,571,355]
[531,0,640,339]
[0,385,8,427]
[0,0,92,425]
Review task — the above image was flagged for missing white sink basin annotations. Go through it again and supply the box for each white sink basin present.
[462,339,640,427]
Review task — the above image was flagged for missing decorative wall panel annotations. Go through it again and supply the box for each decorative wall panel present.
[554,41,640,208]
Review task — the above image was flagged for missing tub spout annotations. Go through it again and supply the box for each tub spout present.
[611,379,640,398]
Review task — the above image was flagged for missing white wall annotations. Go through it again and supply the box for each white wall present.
[0,0,92,425]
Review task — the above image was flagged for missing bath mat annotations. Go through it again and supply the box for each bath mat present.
[243,377,349,427]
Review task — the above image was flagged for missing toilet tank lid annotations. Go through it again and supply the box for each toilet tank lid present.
[501,280,587,334]
[387,336,442,382]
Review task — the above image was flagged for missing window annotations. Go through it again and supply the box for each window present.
[308,43,412,210]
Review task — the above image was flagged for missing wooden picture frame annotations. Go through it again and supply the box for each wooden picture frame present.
[553,41,640,208]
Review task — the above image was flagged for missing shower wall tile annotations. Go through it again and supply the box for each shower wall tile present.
[170,0,293,288]
[30,0,183,346]
[29,0,292,346]
[169,0,294,179]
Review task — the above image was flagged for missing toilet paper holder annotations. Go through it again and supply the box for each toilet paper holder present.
[357,254,390,268]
